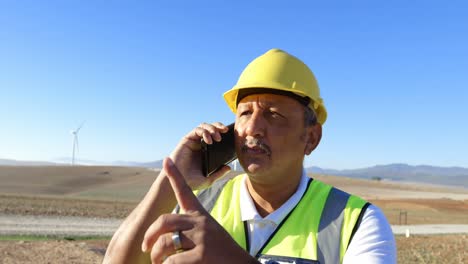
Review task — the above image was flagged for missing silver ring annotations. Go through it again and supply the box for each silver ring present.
[172,230,182,251]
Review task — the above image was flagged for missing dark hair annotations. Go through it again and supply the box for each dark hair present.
[304,106,317,127]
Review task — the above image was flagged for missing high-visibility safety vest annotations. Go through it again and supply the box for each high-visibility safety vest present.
[194,175,370,264]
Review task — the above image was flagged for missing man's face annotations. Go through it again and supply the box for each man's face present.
[234,93,317,183]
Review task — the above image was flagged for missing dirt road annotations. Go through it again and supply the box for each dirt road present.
[2,214,468,263]
[0,214,121,237]
[392,224,468,235]
[2,214,468,237]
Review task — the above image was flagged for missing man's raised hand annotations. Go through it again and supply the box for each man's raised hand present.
[141,157,257,264]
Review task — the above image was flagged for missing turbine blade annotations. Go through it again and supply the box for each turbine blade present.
[75,121,85,133]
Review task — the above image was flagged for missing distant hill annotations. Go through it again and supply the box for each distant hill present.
[0,159,57,166]
[139,160,163,168]
[3,158,468,188]
[307,163,468,188]
[51,158,164,168]
[0,158,163,168]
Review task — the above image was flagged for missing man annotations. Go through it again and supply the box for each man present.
[104,49,396,263]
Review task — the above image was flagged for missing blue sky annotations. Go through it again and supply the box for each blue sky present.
[1,1,467,169]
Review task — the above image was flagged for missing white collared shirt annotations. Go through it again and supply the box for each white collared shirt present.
[239,169,309,256]
[239,170,396,263]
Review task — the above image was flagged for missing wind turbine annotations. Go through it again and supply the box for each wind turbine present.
[70,122,84,166]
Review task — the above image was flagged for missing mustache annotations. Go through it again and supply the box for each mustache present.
[241,138,272,156]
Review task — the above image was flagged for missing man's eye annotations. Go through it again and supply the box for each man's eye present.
[270,111,283,118]
[240,110,251,116]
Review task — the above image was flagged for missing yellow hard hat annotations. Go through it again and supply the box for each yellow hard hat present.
[223,49,327,125]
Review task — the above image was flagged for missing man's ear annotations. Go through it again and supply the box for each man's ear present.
[304,124,322,155]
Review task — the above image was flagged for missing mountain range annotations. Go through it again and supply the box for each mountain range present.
[1,158,467,188]
[307,163,468,188]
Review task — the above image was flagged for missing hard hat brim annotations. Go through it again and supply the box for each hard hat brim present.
[223,86,327,125]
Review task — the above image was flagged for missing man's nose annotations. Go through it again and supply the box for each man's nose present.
[243,112,266,138]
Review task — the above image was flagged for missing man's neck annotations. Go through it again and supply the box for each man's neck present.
[246,169,303,218]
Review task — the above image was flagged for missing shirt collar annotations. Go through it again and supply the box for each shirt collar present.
[240,169,309,225]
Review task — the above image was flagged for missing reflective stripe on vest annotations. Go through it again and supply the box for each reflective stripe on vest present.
[195,174,368,264]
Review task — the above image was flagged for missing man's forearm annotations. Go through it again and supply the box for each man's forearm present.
[104,171,177,264]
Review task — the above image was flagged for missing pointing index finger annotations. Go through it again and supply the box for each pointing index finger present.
[164,157,205,213]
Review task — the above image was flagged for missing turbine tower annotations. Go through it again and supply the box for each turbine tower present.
[71,122,84,166]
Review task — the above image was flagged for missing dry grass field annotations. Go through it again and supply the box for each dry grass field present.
[0,166,160,201]
[396,234,468,263]
[2,166,467,224]
[1,235,467,263]
[0,239,107,264]
[1,165,468,263]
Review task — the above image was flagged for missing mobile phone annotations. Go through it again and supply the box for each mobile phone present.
[201,123,237,177]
